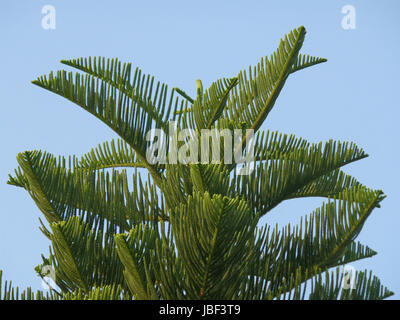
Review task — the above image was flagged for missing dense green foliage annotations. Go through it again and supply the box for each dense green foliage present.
[1,26,393,300]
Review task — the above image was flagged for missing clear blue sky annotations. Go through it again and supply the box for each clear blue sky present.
[1,0,399,298]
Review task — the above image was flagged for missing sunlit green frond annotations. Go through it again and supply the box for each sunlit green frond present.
[8,150,127,229]
[115,224,161,300]
[160,163,192,212]
[171,192,258,299]
[251,131,366,201]
[309,268,394,300]
[255,187,384,291]
[253,130,310,161]
[77,138,145,170]
[60,56,179,127]
[8,151,165,232]
[287,169,364,200]
[173,86,194,104]
[159,162,234,216]
[12,151,62,224]
[338,241,377,265]
[152,223,187,300]
[261,266,393,300]
[339,270,394,300]
[225,27,307,134]
[48,216,126,294]
[31,67,166,186]
[234,139,368,216]
[290,53,327,74]
[185,77,238,130]
[192,163,232,197]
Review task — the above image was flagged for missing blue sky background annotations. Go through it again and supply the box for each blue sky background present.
[0,0,399,298]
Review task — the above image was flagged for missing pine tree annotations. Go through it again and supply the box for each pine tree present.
[1,26,393,300]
